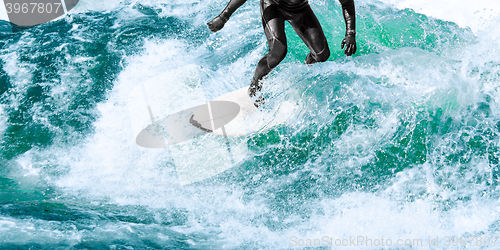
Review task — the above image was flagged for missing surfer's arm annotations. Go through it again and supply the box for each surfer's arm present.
[339,0,357,56]
[207,0,247,32]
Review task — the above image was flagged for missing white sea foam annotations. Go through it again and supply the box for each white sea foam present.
[2,0,500,248]
[377,0,500,32]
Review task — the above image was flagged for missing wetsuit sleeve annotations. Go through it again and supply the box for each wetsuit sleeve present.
[339,0,356,35]
[219,0,247,22]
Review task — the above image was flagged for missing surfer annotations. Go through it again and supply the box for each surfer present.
[207,0,357,107]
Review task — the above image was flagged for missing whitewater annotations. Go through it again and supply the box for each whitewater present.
[1,0,500,248]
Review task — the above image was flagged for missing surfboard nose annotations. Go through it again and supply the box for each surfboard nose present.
[189,101,240,132]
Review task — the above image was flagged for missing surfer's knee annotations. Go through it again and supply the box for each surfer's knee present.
[316,46,330,62]
[306,46,330,64]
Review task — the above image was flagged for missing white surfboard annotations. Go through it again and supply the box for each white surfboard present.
[190,86,298,137]
[127,64,249,185]
[189,86,257,135]
[189,100,241,133]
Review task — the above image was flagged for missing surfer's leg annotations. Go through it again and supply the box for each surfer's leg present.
[249,3,287,107]
[289,5,330,64]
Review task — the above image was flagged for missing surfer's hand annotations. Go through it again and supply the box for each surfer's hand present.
[207,16,226,32]
[341,33,357,56]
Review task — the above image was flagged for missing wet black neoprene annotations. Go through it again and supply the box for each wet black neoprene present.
[208,0,357,107]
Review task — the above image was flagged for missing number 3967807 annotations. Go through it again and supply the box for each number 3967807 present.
[5,2,63,14]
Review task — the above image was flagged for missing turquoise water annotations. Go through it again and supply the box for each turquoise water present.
[1,0,500,249]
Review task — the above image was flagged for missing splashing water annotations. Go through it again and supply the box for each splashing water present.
[1,0,500,248]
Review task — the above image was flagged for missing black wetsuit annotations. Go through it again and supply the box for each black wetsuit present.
[211,0,356,106]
